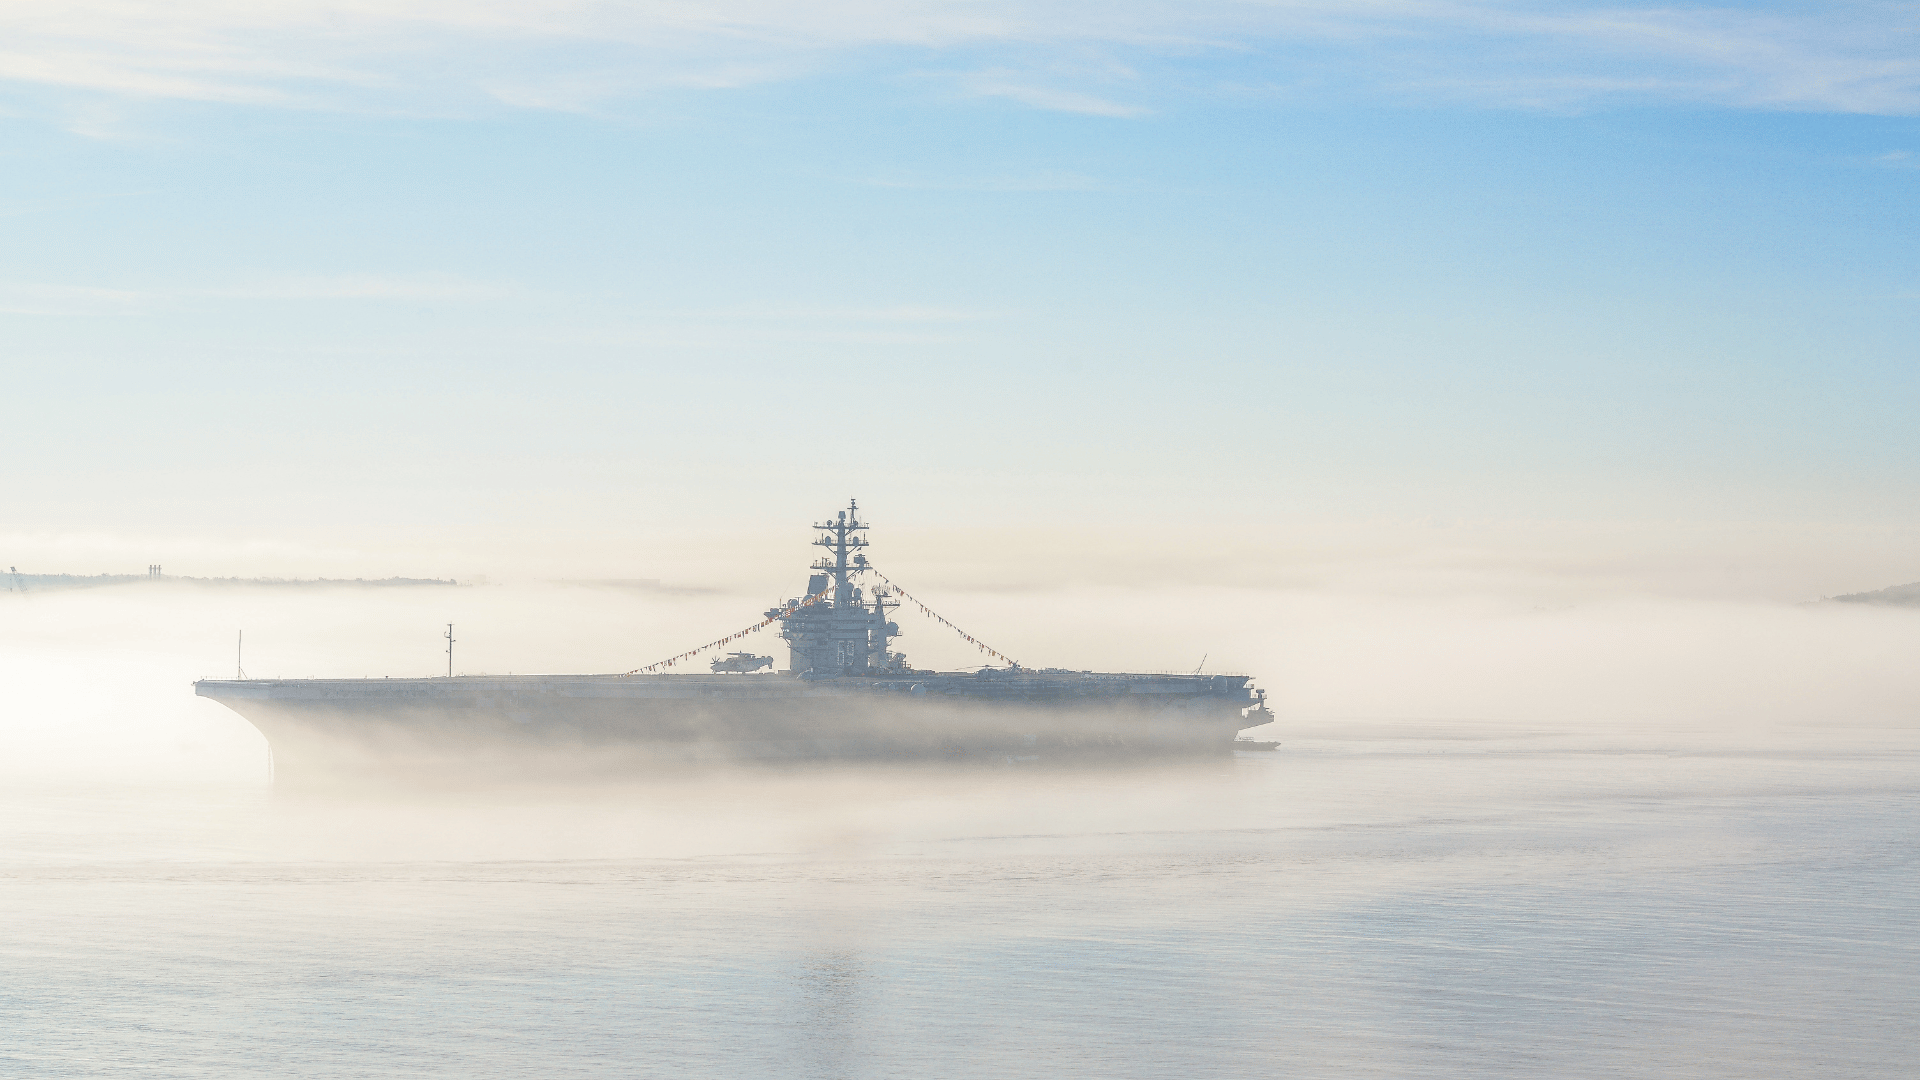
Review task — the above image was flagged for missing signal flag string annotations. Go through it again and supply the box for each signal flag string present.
[866,566,1019,668]
[620,584,830,675]
[620,568,1020,674]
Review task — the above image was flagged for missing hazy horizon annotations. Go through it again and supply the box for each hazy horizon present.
[6,3,1918,1077]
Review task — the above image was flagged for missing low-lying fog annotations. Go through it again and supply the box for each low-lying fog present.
[2,563,1916,781]
[4,555,1915,1077]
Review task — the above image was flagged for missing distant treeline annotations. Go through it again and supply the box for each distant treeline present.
[3,573,457,592]
[1827,582,1920,607]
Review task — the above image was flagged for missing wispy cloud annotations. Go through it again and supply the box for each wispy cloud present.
[0,279,996,343]
[203,275,517,301]
[852,170,1102,192]
[0,280,148,315]
[0,1,1917,119]
[681,302,1001,324]
[0,274,516,314]
[552,300,1005,350]
[957,69,1148,117]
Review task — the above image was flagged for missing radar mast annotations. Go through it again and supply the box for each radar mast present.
[772,499,902,677]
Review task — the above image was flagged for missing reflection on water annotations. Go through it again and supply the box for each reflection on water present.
[795,951,869,1078]
[2,718,1915,1078]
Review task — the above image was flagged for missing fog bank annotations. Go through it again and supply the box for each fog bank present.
[2,568,1915,783]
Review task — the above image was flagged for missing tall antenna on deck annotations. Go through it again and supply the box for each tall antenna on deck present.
[445,623,456,677]
[237,630,247,680]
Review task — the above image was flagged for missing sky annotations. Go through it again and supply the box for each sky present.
[3,0,1917,594]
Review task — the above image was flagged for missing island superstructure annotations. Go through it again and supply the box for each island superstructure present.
[194,502,1277,780]
[776,503,909,676]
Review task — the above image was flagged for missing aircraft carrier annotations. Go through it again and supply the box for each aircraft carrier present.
[194,502,1276,781]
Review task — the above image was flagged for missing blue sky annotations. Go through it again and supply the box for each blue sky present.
[2,1,1917,582]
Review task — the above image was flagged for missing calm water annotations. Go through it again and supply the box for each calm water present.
[3,718,1914,1079]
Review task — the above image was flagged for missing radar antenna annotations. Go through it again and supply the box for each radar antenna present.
[774,499,901,676]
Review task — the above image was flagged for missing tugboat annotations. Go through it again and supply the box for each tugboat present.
[195,502,1276,780]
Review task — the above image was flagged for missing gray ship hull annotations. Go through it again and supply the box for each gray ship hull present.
[195,671,1267,782]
